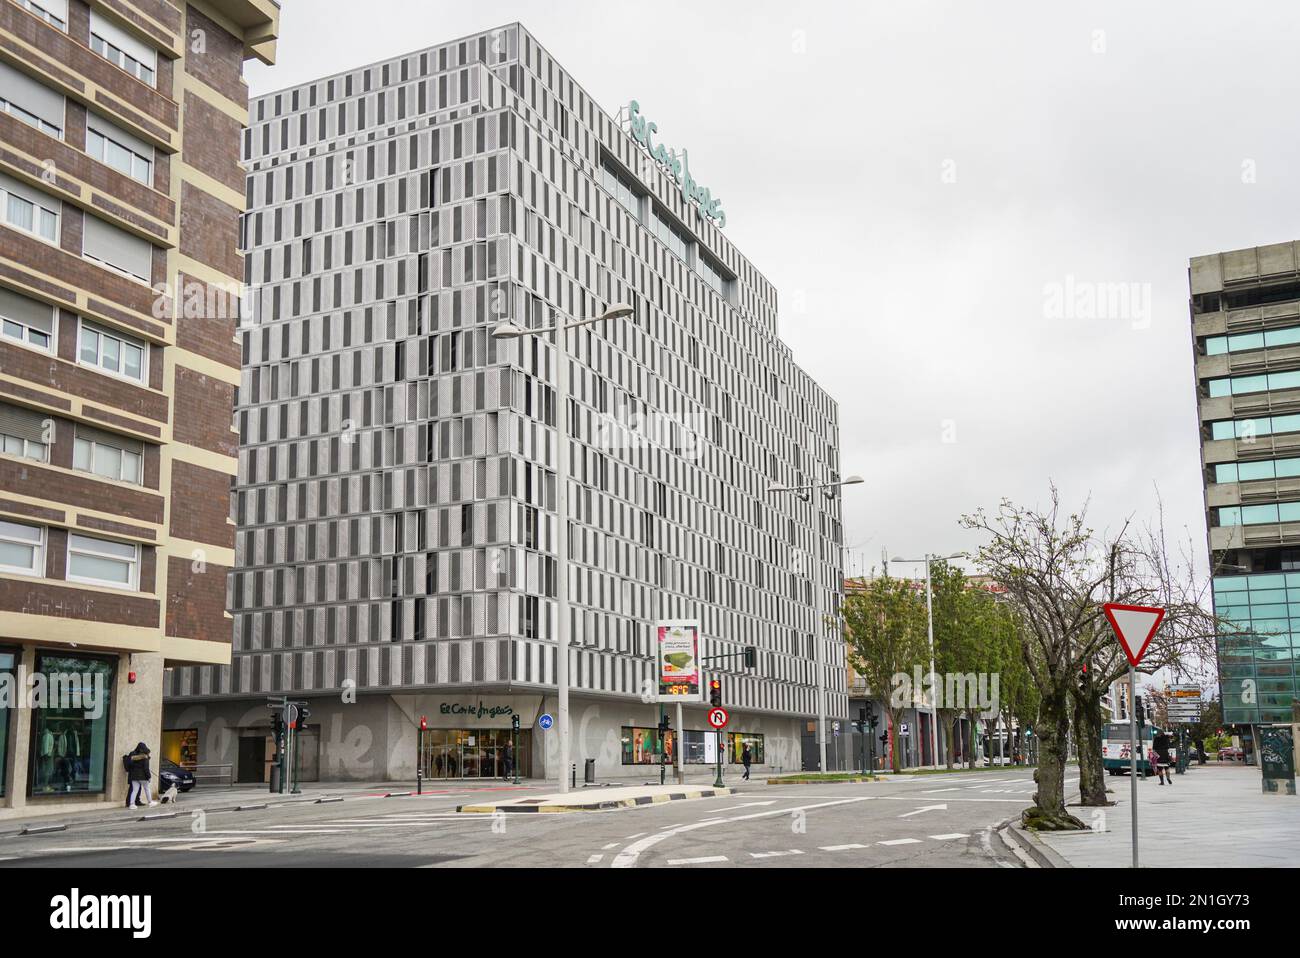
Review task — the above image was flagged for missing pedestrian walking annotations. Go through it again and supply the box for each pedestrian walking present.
[1153,731,1173,785]
[503,743,514,780]
[124,742,157,807]
[741,744,752,781]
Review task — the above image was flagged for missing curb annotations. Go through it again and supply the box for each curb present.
[457,787,735,814]
[1004,819,1072,869]
[0,793,334,839]
[766,777,879,785]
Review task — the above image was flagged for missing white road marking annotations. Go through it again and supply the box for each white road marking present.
[602,842,621,850]
[586,854,603,864]
[921,787,962,793]
[720,801,776,809]
[899,804,947,818]
[625,832,646,840]
[819,843,868,851]
[610,796,876,868]
[929,833,971,840]
[666,855,729,865]
[878,838,923,846]
[750,849,804,859]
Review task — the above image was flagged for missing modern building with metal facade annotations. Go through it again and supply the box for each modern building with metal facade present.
[0,0,279,817]
[1191,240,1300,752]
[164,23,847,783]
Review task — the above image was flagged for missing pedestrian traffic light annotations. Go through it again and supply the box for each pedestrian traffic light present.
[512,714,521,732]
[1135,695,1146,729]
[709,678,722,707]
[743,646,757,668]
[270,711,285,737]
[859,707,867,725]
[298,703,311,725]
[419,715,428,730]
[658,712,670,733]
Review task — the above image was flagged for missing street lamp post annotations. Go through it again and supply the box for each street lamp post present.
[768,476,863,773]
[891,553,964,769]
[493,302,634,794]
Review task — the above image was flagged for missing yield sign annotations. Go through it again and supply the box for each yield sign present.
[1103,602,1166,666]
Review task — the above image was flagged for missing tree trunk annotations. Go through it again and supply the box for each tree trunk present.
[1021,686,1086,830]
[966,713,978,769]
[945,712,958,769]
[1074,687,1110,806]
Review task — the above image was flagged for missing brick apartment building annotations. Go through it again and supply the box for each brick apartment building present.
[0,0,279,817]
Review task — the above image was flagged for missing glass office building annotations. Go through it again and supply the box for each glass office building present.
[1191,242,1300,739]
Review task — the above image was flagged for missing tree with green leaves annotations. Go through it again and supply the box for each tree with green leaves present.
[843,573,931,773]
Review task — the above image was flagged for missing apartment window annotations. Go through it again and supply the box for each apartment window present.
[86,113,153,186]
[0,287,55,352]
[698,252,732,299]
[1215,457,1300,484]
[0,402,50,462]
[89,13,157,87]
[66,533,138,590]
[82,213,153,282]
[1207,326,1300,356]
[17,0,67,30]
[0,519,44,577]
[0,172,59,243]
[0,61,64,137]
[74,427,143,484]
[599,159,641,213]
[78,320,147,384]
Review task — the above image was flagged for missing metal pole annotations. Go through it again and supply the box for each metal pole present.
[924,556,939,769]
[817,627,828,773]
[554,320,571,794]
[676,701,684,785]
[1129,665,1139,868]
[659,703,666,786]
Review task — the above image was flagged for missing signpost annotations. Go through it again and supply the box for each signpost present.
[1103,602,1166,869]
[708,707,728,788]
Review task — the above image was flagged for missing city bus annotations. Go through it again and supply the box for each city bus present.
[1102,723,1160,776]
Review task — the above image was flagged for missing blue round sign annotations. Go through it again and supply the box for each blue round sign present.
[539,713,554,730]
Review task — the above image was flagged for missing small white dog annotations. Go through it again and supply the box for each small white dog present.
[159,783,180,805]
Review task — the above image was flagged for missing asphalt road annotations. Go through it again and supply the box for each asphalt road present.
[0,769,1075,868]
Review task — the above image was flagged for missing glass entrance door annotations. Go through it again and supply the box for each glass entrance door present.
[419,729,531,779]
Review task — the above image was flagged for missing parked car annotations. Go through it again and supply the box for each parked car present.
[1216,746,1244,762]
[159,759,197,792]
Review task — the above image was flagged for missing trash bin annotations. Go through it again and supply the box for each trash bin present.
[584,758,596,784]
[269,761,281,793]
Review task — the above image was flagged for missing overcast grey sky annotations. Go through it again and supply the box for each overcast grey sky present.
[248,0,1300,580]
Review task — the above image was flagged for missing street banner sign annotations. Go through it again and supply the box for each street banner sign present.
[1103,603,1166,666]
[707,707,729,729]
[656,620,703,703]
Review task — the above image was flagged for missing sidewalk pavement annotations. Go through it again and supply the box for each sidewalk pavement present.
[0,779,542,836]
[457,782,735,813]
[1037,763,1298,867]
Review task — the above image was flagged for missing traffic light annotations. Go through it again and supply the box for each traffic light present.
[658,712,671,733]
[743,646,757,669]
[858,707,867,730]
[709,678,722,707]
[866,704,878,729]
[419,715,428,731]
[1135,695,1146,730]
[270,711,285,737]
[297,703,311,726]
[512,714,521,732]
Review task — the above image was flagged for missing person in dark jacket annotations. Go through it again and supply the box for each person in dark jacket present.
[741,744,753,780]
[126,742,157,808]
[1152,732,1174,785]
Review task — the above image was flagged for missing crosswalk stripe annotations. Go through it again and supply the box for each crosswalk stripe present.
[749,849,804,859]
[929,833,971,840]
[667,855,729,865]
[878,838,923,846]
[819,843,868,851]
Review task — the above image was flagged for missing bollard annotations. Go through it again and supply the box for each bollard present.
[417,767,423,795]
[571,763,576,790]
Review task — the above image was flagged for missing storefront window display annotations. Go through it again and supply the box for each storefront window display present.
[729,733,764,764]
[28,654,115,797]
[621,726,675,765]
[0,649,14,797]
[162,728,198,769]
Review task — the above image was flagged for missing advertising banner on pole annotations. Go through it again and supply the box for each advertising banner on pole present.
[656,620,703,703]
